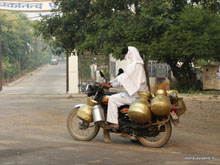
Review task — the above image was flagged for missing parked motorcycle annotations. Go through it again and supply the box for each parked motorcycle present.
[67,73,186,148]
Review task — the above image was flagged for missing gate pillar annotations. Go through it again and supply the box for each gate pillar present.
[68,55,79,94]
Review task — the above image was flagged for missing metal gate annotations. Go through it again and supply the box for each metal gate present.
[78,54,109,93]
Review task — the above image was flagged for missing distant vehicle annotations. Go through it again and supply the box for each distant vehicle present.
[50,59,58,65]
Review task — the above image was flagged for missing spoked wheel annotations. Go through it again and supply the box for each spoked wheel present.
[137,121,172,148]
[67,107,100,141]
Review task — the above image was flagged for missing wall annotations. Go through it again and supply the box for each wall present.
[203,65,220,90]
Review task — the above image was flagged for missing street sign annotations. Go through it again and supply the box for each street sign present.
[0,1,57,12]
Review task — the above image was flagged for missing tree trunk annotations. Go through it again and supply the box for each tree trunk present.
[167,59,202,91]
[144,62,151,92]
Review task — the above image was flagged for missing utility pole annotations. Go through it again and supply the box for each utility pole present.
[66,54,69,93]
[0,35,2,91]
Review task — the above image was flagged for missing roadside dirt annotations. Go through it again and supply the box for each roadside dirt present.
[168,94,220,162]
[180,94,220,137]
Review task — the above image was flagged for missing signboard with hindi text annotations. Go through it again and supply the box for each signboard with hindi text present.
[0,1,57,12]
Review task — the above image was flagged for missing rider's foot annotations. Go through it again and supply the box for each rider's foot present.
[103,129,112,143]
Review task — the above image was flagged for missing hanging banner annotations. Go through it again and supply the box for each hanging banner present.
[0,1,58,12]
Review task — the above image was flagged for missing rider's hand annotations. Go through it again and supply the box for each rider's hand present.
[101,82,112,88]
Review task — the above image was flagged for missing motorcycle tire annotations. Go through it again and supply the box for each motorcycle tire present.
[67,107,100,141]
[137,121,172,148]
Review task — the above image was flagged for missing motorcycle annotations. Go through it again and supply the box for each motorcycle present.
[67,72,186,148]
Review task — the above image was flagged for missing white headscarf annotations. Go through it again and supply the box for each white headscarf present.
[118,46,147,96]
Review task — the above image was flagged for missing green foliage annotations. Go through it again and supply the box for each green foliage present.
[2,56,14,80]
[191,0,220,11]
[149,6,220,90]
[0,11,50,82]
[35,0,220,91]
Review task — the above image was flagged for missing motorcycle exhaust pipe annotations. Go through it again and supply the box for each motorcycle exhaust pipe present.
[92,105,105,124]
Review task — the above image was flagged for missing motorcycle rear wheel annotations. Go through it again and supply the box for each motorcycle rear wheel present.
[137,121,172,148]
[67,107,100,141]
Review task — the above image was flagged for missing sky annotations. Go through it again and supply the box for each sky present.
[24,12,52,20]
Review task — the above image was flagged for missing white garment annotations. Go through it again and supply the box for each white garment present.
[107,46,148,124]
[110,77,120,88]
[107,93,126,124]
[107,83,147,124]
[118,46,147,96]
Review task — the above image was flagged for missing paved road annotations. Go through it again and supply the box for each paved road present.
[1,63,66,95]
[0,63,219,165]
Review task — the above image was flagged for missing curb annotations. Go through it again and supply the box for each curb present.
[67,94,87,99]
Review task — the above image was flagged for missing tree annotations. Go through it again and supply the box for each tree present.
[35,0,220,91]
[149,6,220,90]
[191,0,220,11]
[0,11,50,82]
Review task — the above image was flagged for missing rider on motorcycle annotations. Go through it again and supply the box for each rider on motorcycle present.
[106,46,148,130]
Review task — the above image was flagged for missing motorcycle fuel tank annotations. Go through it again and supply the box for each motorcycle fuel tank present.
[101,95,110,105]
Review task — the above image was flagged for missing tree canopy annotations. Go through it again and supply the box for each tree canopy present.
[0,11,50,82]
[149,6,220,89]
[35,0,220,90]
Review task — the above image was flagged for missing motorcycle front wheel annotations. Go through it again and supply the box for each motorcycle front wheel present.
[137,121,172,148]
[67,107,100,141]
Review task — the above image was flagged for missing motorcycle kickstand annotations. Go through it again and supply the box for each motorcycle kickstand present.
[103,129,111,143]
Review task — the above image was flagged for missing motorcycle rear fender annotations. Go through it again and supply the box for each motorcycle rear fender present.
[74,104,86,108]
